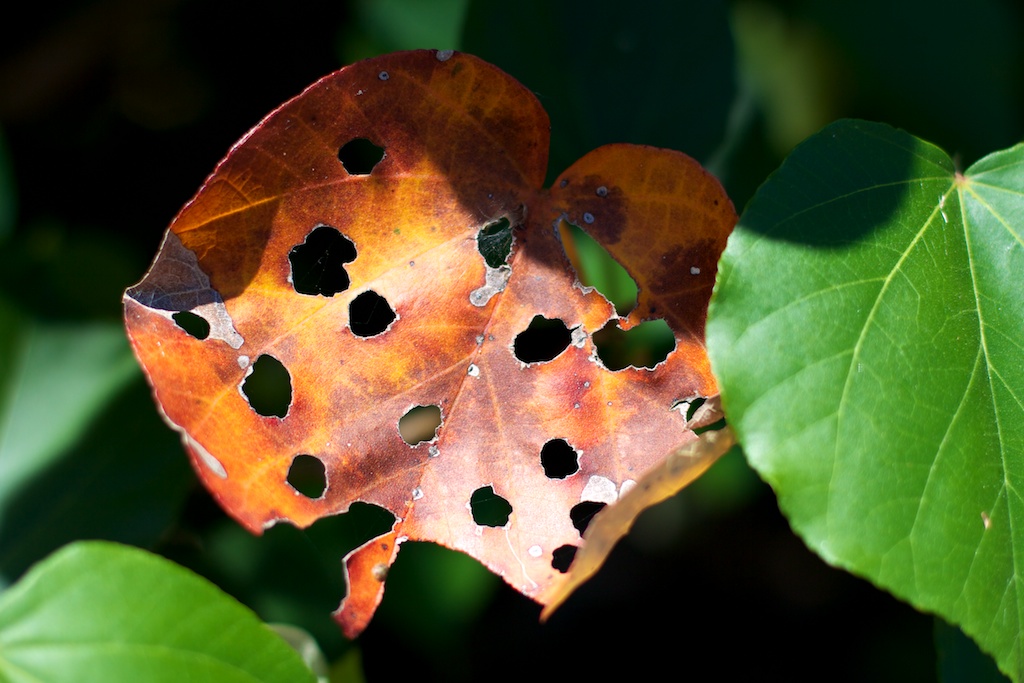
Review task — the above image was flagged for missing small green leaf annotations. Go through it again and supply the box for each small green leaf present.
[0,541,317,683]
[707,120,1024,681]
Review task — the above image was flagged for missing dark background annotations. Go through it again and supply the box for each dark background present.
[1,1,1020,680]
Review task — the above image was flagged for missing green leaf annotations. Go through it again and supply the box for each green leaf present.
[707,120,1024,681]
[0,541,317,683]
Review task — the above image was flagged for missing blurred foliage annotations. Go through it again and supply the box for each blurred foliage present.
[0,0,1019,680]
[936,619,1009,683]
[339,0,467,62]
[462,0,736,183]
[0,130,13,240]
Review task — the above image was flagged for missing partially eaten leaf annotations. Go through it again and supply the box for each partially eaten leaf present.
[124,50,735,636]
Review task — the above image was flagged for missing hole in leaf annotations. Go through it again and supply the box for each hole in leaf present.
[551,544,577,573]
[338,138,385,175]
[399,404,442,445]
[541,438,579,479]
[287,454,327,498]
[696,416,728,434]
[674,396,727,434]
[324,502,396,553]
[286,502,396,594]
[172,310,210,340]
[469,485,512,527]
[477,217,513,268]
[570,501,606,536]
[513,315,572,364]
[593,319,675,371]
[558,220,638,316]
[681,396,706,420]
[241,354,292,418]
[289,224,357,296]
[349,290,396,337]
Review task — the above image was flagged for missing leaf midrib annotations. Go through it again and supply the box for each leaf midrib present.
[959,179,1023,666]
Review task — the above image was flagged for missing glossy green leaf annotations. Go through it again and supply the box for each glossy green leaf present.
[0,541,316,683]
[707,120,1024,681]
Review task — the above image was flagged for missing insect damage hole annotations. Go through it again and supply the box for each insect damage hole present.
[551,545,577,573]
[593,319,675,371]
[399,404,442,445]
[557,220,638,316]
[289,224,357,296]
[541,438,579,479]
[241,354,292,418]
[338,138,385,175]
[570,501,606,536]
[674,396,727,434]
[513,315,573,364]
[287,454,327,498]
[477,217,513,268]
[469,486,512,527]
[349,290,396,337]
[172,311,210,340]
[337,500,397,545]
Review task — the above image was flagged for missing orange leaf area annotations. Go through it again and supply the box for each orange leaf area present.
[123,50,736,636]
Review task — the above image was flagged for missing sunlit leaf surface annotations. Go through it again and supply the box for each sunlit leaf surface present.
[0,542,315,682]
[124,50,735,634]
[708,120,1024,681]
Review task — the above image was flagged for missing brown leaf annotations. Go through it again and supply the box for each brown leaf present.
[541,419,735,621]
[123,50,736,636]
